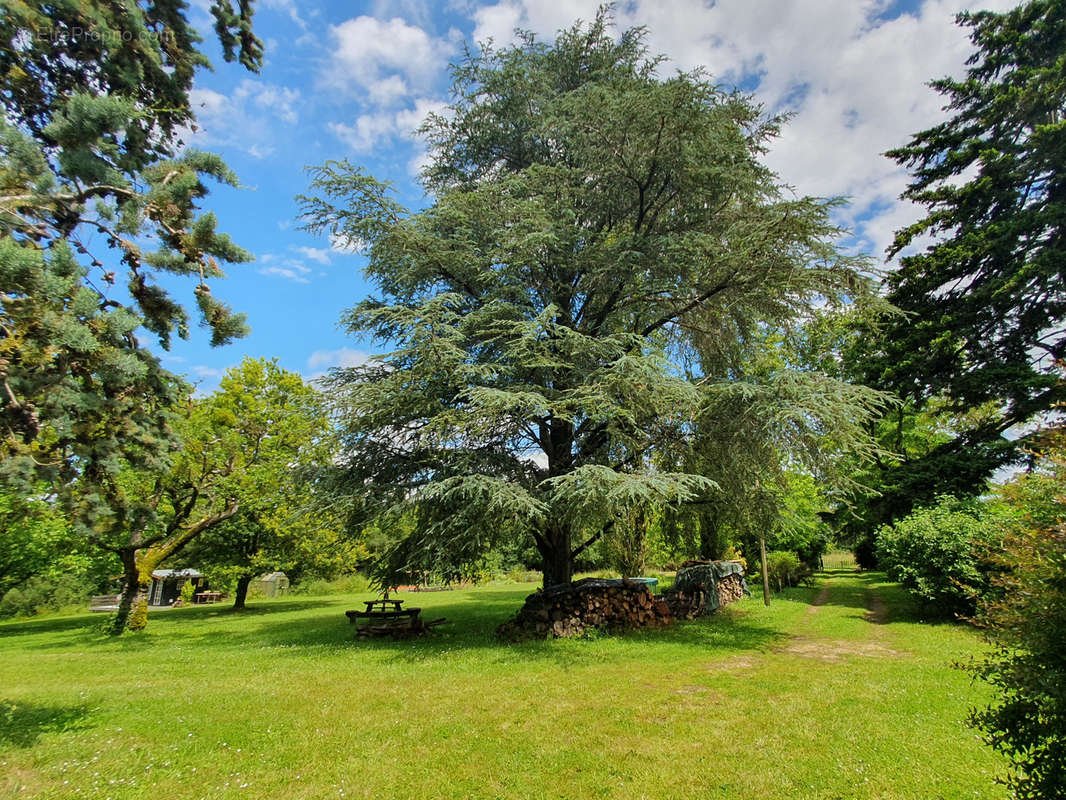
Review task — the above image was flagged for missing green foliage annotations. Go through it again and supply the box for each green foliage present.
[183,358,346,603]
[0,573,90,618]
[0,0,258,534]
[103,357,335,629]
[664,313,891,569]
[1,1,262,158]
[969,424,1066,799]
[288,573,371,596]
[0,490,114,605]
[301,11,885,588]
[602,508,650,577]
[756,550,808,593]
[178,579,196,606]
[874,496,1003,617]
[859,0,1066,515]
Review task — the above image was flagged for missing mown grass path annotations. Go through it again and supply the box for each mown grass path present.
[0,572,1004,799]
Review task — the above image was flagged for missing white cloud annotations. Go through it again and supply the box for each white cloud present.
[258,253,313,283]
[329,115,399,153]
[308,348,373,371]
[471,0,602,47]
[261,0,308,29]
[235,80,301,124]
[186,79,301,157]
[259,265,311,282]
[371,0,434,29]
[330,97,448,169]
[294,246,333,265]
[329,232,365,255]
[323,16,452,103]
[306,348,375,381]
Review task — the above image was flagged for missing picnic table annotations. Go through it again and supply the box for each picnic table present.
[345,591,446,638]
[194,591,223,604]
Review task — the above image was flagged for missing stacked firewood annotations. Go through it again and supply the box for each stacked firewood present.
[669,562,750,617]
[715,573,747,607]
[497,578,673,640]
[660,587,707,620]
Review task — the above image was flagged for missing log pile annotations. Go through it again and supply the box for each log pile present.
[497,563,749,640]
[660,588,708,620]
[497,578,672,640]
[669,562,750,616]
[714,573,747,607]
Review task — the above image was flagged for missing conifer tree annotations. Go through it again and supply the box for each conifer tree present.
[862,0,1066,515]
[301,12,885,588]
[0,2,262,548]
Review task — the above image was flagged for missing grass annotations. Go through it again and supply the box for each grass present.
[0,570,1004,799]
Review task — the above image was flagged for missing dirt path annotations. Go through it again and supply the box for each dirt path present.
[865,589,888,624]
[773,573,901,661]
[805,579,831,615]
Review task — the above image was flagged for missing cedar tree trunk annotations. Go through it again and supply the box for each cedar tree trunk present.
[540,524,573,588]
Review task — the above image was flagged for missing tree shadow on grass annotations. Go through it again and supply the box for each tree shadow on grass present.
[795,570,969,628]
[864,580,966,627]
[1,590,787,662]
[173,590,788,667]
[0,600,338,652]
[0,613,109,641]
[0,700,91,748]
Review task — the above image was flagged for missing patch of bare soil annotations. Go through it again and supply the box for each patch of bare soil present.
[865,590,889,624]
[805,581,831,615]
[705,655,758,672]
[774,635,902,662]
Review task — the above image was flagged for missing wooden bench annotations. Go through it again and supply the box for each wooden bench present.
[346,607,422,628]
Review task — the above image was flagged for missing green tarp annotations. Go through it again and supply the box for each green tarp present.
[674,561,751,613]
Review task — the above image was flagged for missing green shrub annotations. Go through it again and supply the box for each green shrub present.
[290,573,371,596]
[754,550,810,592]
[968,427,1066,799]
[0,574,90,618]
[874,496,1002,618]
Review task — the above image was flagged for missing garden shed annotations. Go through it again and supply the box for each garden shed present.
[255,571,290,597]
[148,569,206,606]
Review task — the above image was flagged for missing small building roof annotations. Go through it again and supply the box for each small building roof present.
[151,568,204,579]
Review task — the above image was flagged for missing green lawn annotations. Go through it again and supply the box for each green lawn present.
[0,571,1004,799]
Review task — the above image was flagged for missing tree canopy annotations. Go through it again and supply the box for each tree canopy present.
[0,0,261,536]
[300,12,886,588]
[860,0,1066,518]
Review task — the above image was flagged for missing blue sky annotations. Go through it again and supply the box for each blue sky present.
[161,0,1016,392]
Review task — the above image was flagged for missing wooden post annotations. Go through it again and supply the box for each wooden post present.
[760,537,771,607]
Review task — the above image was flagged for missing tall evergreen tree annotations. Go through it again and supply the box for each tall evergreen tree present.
[0,3,261,538]
[863,0,1066,519]
[300,13,885,588]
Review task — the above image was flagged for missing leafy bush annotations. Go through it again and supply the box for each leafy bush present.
[755,550,810,592]
[0,574,91,618]
[968,426,1066,799]
[875,495,1002,617]
[290,574,371,596]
